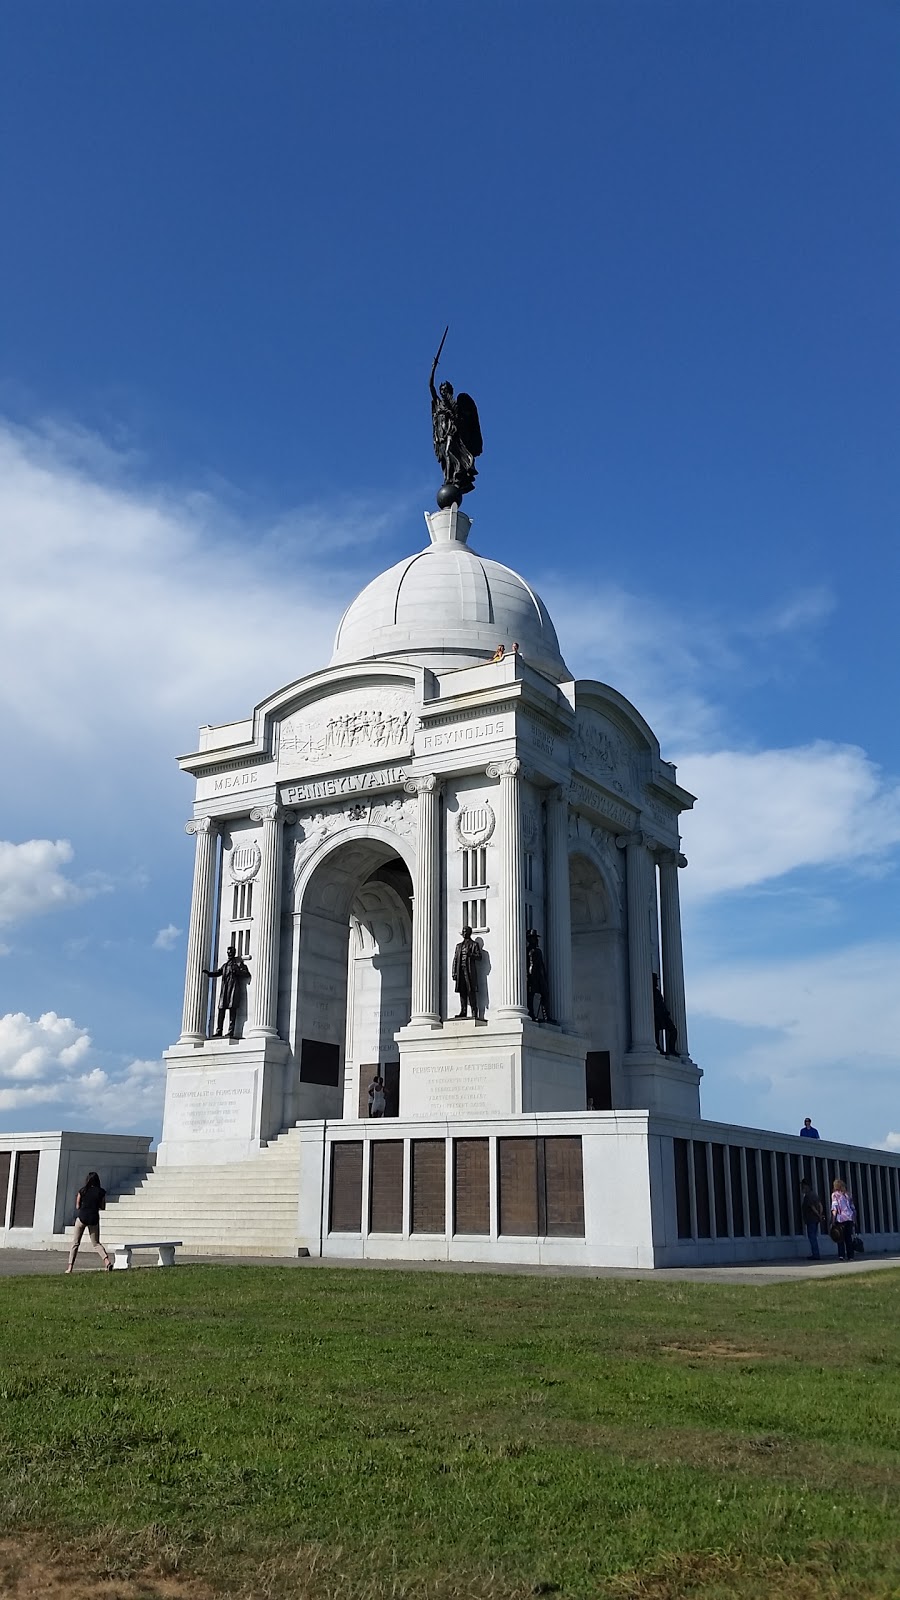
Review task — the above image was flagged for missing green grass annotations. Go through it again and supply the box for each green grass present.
[1,1265,899,1598]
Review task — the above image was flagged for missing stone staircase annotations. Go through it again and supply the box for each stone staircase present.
[75,1126,307,1257]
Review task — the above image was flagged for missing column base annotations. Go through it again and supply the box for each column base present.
[396,1017,590,1119]
[621,1049,703,1118]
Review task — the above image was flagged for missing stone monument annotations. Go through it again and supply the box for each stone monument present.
[159,421,701,1163]
[9,348,900,1270]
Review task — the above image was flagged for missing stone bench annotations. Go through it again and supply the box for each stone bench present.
[110,1240,182,1270]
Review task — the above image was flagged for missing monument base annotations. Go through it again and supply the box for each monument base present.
[159,1036,291,1166]
[622,1048,703,1118]
[396,1017,590,1118]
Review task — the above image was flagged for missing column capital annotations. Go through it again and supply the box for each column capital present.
[404,774,438,796]
[486,758,521,780]
[658,848,688,869]
[185,816,214,837]
[615,829,648,850]
[548,784,567,805]
[250,804,296,824]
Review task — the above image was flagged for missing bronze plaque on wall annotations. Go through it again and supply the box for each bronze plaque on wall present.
[411,1140,445,1233]
[369,1141,404,1233]
[329,1142,363,1232]
[453,1138,490,1235]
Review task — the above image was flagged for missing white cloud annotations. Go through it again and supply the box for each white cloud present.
[0,839,87,926]
[691,941,900,1068]
[153,923,182,951]
[0,419,381,768]
[68,1056,166,1132]
[0,1009,165,1131]
[689,941,900,1144]
[880,1133,900,1153]
[0,1011,92,1095]
[545,578,834,751]
[677,743,900,900]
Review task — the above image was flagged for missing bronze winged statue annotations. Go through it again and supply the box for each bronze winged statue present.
[429,327,483,508]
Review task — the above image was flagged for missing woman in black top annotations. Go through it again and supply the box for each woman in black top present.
[65,1171,113,1272]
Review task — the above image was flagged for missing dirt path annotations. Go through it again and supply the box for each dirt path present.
[0,1539,217,1600]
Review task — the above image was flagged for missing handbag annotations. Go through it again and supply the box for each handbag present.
[853,1234,865,1254]
[829,1223,843,1244]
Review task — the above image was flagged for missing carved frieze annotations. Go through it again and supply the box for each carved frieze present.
[278,689,417,770]
[573,714,641,799]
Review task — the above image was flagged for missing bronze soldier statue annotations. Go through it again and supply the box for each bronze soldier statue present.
[652,972,678,1057]
[526,929,551,1022]
[452,926,482,1019]
[204,944,252,1040]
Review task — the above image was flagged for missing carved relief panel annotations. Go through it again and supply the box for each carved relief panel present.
[572,709,643,802]
[277,686,418,776]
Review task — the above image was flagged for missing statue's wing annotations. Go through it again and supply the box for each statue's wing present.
[456,393,483,458]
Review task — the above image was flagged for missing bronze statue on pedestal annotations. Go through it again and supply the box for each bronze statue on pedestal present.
[204,945,251,1040]
[452,926,482,1019]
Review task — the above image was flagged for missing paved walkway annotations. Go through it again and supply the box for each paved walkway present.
[3,1247,899,1284]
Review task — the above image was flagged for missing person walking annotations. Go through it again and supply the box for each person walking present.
[830,1177,856,1262]
[799,1178,824,1260]
[65,1171,113,1272]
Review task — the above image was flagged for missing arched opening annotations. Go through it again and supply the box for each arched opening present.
[570,851,626,1110]
[287,837,413,1122]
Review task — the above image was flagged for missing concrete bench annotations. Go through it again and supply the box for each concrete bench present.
[110,1240,182,1270]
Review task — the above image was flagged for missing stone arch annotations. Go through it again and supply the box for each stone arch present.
[283,826,414,1124]
[567,833,628,1110]
[566,814,623,929]
[292,822,415,917]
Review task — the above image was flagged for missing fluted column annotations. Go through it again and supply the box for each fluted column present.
[405,775,441,1023]
[249,804,294,1038]
[546,786,573,1028]
[487,759,528,1018]
[180,817,217,1043]
[615,831,656,1051]
[658,850,689,1058]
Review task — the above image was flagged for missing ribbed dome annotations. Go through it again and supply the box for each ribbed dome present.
[330,506,570,682]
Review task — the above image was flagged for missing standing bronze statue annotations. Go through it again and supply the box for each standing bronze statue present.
[429,326,483,509]
[204,945,252,1040]
[452,926,482,1018]
[652,972,678,1057]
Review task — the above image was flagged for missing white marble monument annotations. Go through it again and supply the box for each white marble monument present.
[159,502,702,1167]
[16,494,900,1268]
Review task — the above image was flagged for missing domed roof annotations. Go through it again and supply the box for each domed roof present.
[330,506,570,682]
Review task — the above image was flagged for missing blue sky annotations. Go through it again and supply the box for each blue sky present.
[1,1,898,1148]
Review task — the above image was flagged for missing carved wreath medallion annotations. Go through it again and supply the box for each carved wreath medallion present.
[230,842,262,883]
[455,802,496,849]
